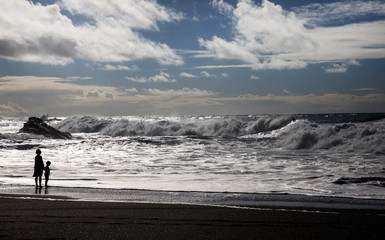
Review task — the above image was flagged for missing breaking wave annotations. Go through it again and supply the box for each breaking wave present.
[276,119,385,154]
[2,113,383,154]
[54,115,296,138]
[52,114,385,153]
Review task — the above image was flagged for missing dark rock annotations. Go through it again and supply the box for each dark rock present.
[18,117,72,139]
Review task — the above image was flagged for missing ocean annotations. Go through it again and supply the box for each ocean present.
[1,113,384,201]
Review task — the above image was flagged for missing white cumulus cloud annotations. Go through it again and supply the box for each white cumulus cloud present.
[125,71,176,83]
[101,64,139,71]
[324,60,360,73]
[200,0,385,71]
[0,0,183,65]
[200,71,217,78]
[292,1,385,26]
[211,0,234,15]
[180,72,197,78]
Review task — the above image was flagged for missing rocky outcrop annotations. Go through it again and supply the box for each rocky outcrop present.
[19,117,72,139]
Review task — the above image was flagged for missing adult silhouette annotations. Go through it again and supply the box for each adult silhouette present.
[33,149,44,188]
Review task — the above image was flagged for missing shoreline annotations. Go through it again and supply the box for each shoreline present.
[2,184,385,211]
[1,195,385,239]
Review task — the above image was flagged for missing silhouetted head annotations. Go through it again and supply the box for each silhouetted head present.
[46,161,51,166]
[36,149,41,155]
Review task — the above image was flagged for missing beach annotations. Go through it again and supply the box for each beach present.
[1,189,385,240]
[1,114,385,239]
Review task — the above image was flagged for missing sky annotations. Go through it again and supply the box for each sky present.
[0,0,385,116]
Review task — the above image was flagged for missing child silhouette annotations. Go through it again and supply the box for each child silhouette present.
[44,161,51,187]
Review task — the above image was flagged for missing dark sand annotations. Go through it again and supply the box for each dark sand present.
[1,195,385,240]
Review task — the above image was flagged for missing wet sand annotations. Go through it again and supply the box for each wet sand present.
[1,195,385,240]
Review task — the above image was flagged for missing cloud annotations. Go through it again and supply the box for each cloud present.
[0,75,213,115]
[200,0,385,70]
[0,76,118,99]
[125,71,176,83]
[65,76,93,80]
[192,16,200,22]
[200,71,217,78]
[352,88,378,91]
[0,102,27,115]
[228,93,385,113]
[117,88,139,97]
[0,75,219,115]
[236,92,385,105]
[83,90,114,99]
[60,0,183,30]
[201,0,313,70]
[324,64,349,73]
[250,75,260,80]
[180,72,197,78]
[1,75,384,115]
[0,0,183,65]
[143,88,216,97]
[0,75,121,115]
[101,64,139,71]
[198,36,262,65]
[1,75,224,115]
[195,64,252,69]
[292,1,385,26]
[211,0,234,15]
[324,59,360,73]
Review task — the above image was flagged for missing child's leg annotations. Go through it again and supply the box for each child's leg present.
[45,175,49,187]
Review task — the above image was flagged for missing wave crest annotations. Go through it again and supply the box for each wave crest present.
[55,115,296,137]
[277,119,385,153]
[53,114,384,154]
